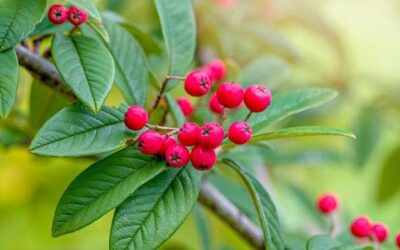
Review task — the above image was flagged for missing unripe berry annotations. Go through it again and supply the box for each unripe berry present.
[178,122,200,146]
[216,82,244,108]
[207,59,226,82]
[48,4,68,25]
[124,106,148,131]
[209,94,224,114]
[199,122,225,149]
[350,216,371,238]
[176,97,194,117]
[396,233,400,248]
[316,193,339,214]
[228,121,252,145]
[244,84,272,113]
[159,135,177,156]
[136,130,163,155]
[165,144,190,168]
[68,6,89,26]
[371,223,389,243]
[184,70,211,96]
[190,146,216,171]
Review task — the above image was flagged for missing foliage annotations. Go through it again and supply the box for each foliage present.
[3,0,392,250]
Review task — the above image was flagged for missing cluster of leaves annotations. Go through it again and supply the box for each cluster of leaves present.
[0,0,358,249]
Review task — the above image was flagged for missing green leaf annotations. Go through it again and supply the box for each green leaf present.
[248,88,337,133]
[0,49,19,119]
[0,0,46,51]
[52,33,115,112]
[194,205,212,250]
[240,55,291,89]
[353,107,381,167]
[154,0,196,90]
[110,167,202,250]
[52,146,166,237]
[30,103,132,157]
[102,11,162,54]
[166,94,186,126]
[29,80,70,131]
[223,126,355,149]
[222,159,284,250]
[376,145,400,202]
[103,18,148,106]
[306,235,371,250]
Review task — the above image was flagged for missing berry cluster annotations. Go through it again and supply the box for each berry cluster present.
[48,4,88,26]
[124,60,272,171]
[316,193,400,248]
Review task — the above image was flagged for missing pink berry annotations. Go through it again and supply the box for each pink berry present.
[136,130,163,155]
[159,135,177,156]
[176,97,194,117]
[124,106,148,131]
[184,70,211,96]
[165,144,190,168]
[228,121,252,145]
[48,4,68,25]
[396,233,400,248]
[68,6,89,26]
[350,216,371,238]
[216,82,244,108]
[199,122,225,149]
[206,59,226,82]
[190,146,216,171]
[177,122,200,146]
[244,84,272,113]
[209,94,224,114]
[316,193,339,214]
[371,223,389,243]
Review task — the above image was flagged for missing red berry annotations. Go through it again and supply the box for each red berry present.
[68,6,89,26]
[316,193,339,214]
[159,135,177,156]
[199,122,225,149]
[190,146,216,171]
[165,144,190,168]
[48,4,68,25]
[228,121,252,145]
[124,106,148,131]
[176,97,194,117]
[206,59,226,82]
[184,70,211,96]
[216,82,244,108]
[396,233,400,248]
[371,223,389,243]
[178,122,200,146]
[244,84,272,113]
[136,130,163,155]
[209,94,224,114]
[350,216,371,238]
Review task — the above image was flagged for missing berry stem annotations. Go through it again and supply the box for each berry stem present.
[148,75,184,118]
[167,128,180,135]
[244,111,253,121]
[221,107,227,125]
[146,123,177,131]
[328,213,335,236]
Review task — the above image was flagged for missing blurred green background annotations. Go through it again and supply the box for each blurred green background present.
[1,0,400,249]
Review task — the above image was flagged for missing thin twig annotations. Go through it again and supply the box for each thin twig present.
[15,45,75,100]
[244,111,253,121]
[146,123,177,131]
[198,182,264,250]
[148,75,184,117]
